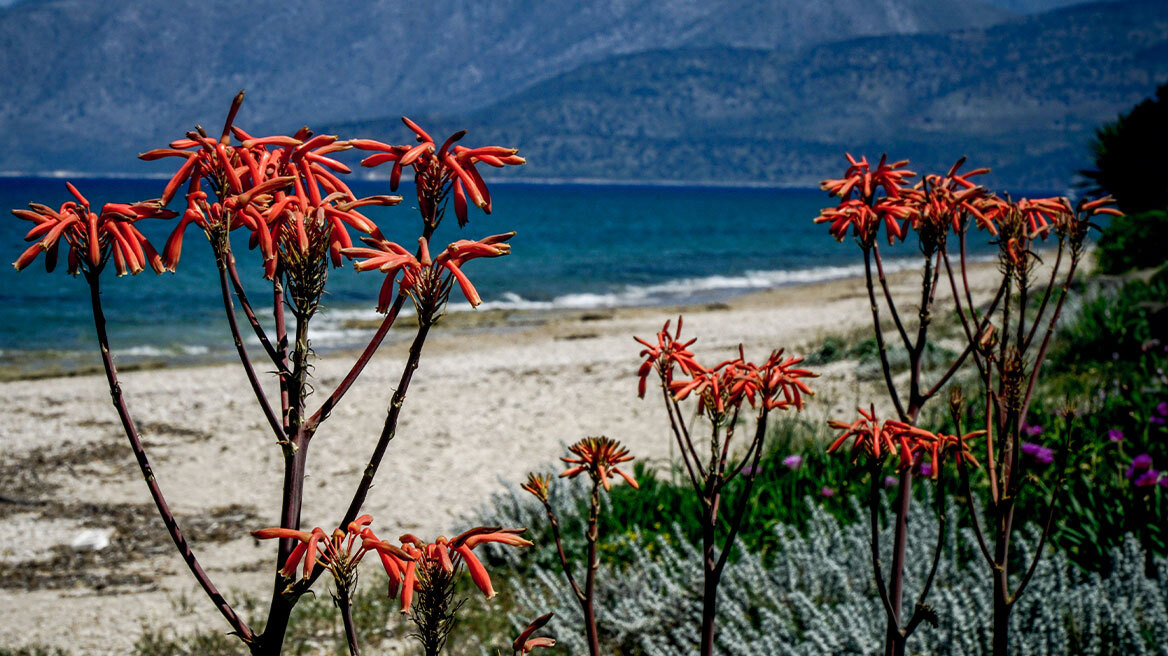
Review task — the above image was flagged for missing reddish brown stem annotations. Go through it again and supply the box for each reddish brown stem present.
[226,256,282,368]
[273,279,291,432]
[337,586,362,656]
[872,244,912,352]
[540,501,584,601]
[86,272,255,647]
[305,293,405,433]
[864,248,907,420]
[582,479,602,656]
[217,259,283,441]
[713,410,769,575]
[340,320,431,527]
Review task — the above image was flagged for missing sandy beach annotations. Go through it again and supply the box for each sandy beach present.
[0,260,1004,655]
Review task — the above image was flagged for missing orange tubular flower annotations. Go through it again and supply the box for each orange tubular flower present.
[513,612,556,654]
[826,406,916,468]
[350,117,525,227]
[893,425,985,477]
[820,153,916,202]
[142,92,397,277]
[813,197,916,245]
[666,344,816,418]
[341,232,515,311]
[364,526,531,611]
[634,316,704,397]
[12,183,174,276]
[251,515,412,585]
[750,349,818,411]
[560,436,639,492]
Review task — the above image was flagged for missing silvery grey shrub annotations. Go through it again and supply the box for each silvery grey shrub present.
[474,481,1168,655]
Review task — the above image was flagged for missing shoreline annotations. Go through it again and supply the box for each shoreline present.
[0,251,987,382]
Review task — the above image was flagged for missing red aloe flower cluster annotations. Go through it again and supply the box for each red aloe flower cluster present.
[815,154,917,243]
[815,153,1123,253]
[362,526,531,611]
[523,437,640,656]
[142,93,402,278]
[637,317,816,418]
[341,231,515,312]
[635,316,702,397]
[12,182,175,275]
[827,405,982,475]
[251,514,411,585]
[352,116,525,227]
[560,436,639,491]
[654,331,817,417]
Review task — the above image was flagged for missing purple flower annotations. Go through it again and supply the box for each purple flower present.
[1126,454,1153,480]
[883,475,899,488]
[1134,469,1161,487]
[918,462,933,477]
[1153,402,1168,426]
[820,486,836,498]
[1021,423,1043,438]
[782,454,803,471]
[742,465,760,476]
[1021,442,1054,465]
[1107,428,1124,443]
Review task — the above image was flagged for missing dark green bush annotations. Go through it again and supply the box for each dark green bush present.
[1095,210,1168,274]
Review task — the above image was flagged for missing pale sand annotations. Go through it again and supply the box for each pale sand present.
[0,260,1004,655]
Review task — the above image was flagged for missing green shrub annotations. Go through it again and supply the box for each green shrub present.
[1095,210,1168,274]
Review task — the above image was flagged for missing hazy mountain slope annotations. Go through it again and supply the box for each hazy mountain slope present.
[0,0,1015,174]
[331,0,1167,189]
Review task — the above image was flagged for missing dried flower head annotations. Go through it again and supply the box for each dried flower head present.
[521,472,552,503]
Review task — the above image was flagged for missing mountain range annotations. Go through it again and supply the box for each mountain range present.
[0,0,1160,189]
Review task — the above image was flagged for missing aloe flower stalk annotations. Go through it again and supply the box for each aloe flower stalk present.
[813,152,1121,655]
[523,437,639,656]
[10,92,527,656]
[636,317,815,656]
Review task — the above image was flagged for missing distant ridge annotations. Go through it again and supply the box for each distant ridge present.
[0,0,1155,189]
[329,0,1168,191]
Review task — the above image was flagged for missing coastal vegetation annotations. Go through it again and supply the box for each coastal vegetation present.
[6,81,1167,655]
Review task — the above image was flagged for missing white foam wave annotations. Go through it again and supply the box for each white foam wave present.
[115,344,211,357]
[297,257,934,350]
[472,258,928,313]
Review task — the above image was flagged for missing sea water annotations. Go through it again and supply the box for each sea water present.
[0,176,939,374]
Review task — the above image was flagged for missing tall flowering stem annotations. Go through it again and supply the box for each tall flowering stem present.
[523,437,639,655]
[814,153,1121,654]
[636,318,815,656]
[13,93,523,655]
[10,183,255,645]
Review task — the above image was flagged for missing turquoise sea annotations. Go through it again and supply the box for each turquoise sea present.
[0,176,958,375]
